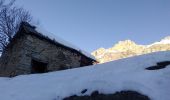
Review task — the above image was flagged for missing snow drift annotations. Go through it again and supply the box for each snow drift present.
[0,51,170,100]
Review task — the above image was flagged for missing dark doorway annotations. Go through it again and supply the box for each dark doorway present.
[31,59,48,73]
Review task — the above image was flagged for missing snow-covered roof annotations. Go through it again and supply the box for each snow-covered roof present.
[21,22,96,61]
[0,51,170,100]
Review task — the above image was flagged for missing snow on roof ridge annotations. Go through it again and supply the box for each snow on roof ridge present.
[32,25,96,60]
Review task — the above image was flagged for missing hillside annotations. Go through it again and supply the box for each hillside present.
[92,36,170,63]
[0,51,170,100]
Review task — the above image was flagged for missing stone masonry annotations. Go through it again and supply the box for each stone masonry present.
[0,22,95,77]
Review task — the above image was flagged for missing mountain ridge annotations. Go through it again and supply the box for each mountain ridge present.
[92,36,170,63]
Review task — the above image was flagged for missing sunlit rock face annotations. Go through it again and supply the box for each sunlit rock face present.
[92,36,170,63]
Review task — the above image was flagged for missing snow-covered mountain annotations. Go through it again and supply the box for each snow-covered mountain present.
[0,51,170,100]
[92,36,170,63]
[151,36,170,45]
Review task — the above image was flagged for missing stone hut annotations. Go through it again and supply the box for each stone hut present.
[0,22,96,77]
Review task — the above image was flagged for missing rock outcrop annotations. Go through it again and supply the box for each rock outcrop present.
[64,90,150,100]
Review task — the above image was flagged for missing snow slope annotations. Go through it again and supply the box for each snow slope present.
[0,51,170,100]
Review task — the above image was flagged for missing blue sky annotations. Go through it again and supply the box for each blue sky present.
[16,0,170,53]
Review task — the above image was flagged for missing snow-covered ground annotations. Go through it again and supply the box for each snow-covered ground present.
[0,51,170,100]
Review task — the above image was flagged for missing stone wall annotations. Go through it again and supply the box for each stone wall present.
[0,33,26,76]
[0,33,93,77]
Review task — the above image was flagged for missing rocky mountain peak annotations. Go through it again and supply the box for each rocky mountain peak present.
[117,40,136,45]
[92,36,170,63]
[111,39,145,52]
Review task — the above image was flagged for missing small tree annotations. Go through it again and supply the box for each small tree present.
[0,0,32,53]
